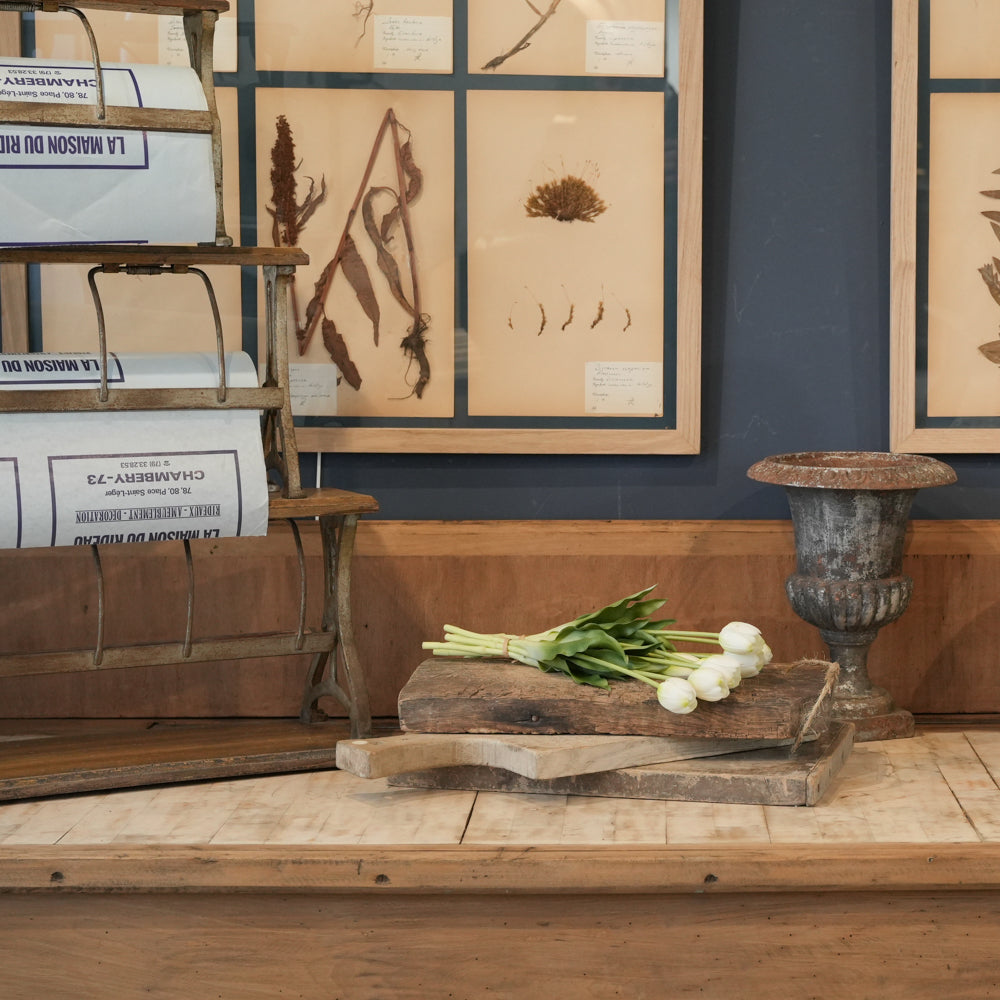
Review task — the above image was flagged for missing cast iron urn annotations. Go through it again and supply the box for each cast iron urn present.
[747,451,956,741]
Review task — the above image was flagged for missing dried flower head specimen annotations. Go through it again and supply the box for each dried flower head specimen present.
[292,108,431,399]
[525,173,607,223]
[267,115,327,249]
[483,0,564,72]
[266,115,328,365]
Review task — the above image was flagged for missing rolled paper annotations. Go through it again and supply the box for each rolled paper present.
[0,352,270,548]
[0,57,216,245]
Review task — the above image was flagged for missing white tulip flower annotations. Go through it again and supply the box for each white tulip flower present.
[723,642,775,679]
[656,676,699,714]
[718,621,764,656]
[686,666,730,702]
[700,653,744,689]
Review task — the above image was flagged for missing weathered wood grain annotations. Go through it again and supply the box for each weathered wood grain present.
[4,518,1000,721]
[389,723,853,806]
[0,720,351,801]
[335,731,804,781]
[398,659,835,739]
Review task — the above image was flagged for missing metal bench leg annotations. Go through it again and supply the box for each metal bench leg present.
[299,513,372,738]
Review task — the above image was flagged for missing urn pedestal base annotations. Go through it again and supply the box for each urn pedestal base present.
[831,691,915,742]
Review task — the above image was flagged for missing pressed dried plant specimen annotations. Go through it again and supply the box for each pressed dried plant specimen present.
[266,115,327,350]
[353,1,375,45]
[483,0,564,72]
[525,173,608,223]
[978,172,1000,365]
[297,108,431,399]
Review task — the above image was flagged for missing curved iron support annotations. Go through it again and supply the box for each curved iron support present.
[182,538,195,659]
[287,518,307,651]
[188,266,227,402]
[299,513,372,738]
[0,5,108,118]
[62,4,106,121]
[90,543,105,666]
[86,266,228,401]
[85,265,110,401]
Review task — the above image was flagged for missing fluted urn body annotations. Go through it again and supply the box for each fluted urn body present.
[748,451,956,741]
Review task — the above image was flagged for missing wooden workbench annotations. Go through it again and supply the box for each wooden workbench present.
[1,726,1000,998]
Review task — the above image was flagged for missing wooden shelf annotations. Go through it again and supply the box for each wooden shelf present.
[14,1,230,13]
[268,488,379,521]
[0,245,308,268]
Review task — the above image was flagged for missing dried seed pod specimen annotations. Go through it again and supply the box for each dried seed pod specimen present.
[525,174,607,223]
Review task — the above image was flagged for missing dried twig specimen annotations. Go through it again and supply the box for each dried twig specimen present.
[525,174,607,223]
[483,0,564,72]
[353,1,375,46]
[298,108,431,399]
[267,115,327,347]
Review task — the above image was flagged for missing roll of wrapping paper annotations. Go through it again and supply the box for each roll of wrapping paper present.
[0,57,216,244]
[0,352,270,548]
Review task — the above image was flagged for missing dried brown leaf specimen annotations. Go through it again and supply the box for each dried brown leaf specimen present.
[322,317,362,390]
[340,233,381,345]
[980,260,1000,310]
[483,0,564,71]
[525,174,607,223]
[298,109,431,399]
[981,174,1000,364]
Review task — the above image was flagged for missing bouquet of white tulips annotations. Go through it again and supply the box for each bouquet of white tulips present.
[422,586,773,714]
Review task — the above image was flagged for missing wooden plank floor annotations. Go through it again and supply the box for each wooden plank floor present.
[1,728,999,852]
[5,727,1000,1000]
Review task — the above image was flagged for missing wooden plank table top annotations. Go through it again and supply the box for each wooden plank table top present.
[1,726,1000,894]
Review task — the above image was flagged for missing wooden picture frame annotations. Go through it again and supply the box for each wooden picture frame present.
[891,0,1000,452]
[287,0,703,456]
[2,1,702,456]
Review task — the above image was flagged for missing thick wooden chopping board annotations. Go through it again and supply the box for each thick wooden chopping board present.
[389,722,855,807]
[399,659,836,739]
[335,731,807,781]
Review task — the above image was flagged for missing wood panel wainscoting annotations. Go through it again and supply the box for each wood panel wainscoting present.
[0,518,999,722]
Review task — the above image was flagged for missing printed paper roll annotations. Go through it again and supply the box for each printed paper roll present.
[0,57,216,244]
[0,352,270,549]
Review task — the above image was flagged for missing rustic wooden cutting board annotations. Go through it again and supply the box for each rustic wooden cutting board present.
[335,731,809,781]
[388,722,855,807]
[399,659,837,739]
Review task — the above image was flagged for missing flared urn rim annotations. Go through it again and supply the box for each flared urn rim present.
[747,450,956,491]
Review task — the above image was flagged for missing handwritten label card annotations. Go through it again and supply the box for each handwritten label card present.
[586,20,664,77]
[374,15,452,72]
[585,362,663,416]
[158,9,238,73]
[289,363,340,417]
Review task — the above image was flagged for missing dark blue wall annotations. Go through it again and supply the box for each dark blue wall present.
[319,1,997,520]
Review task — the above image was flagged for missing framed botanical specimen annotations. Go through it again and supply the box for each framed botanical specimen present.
[892,0,1000,452]
[7,0,702,455]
